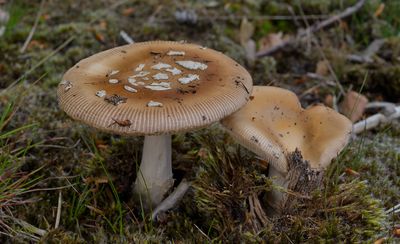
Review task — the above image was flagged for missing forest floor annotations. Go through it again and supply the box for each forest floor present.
[0,0,399,243]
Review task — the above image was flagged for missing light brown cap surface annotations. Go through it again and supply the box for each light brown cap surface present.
[58,41,252,135]
[222,86,352,174]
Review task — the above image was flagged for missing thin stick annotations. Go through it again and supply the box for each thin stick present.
[120,30,134,44]
[353,106,400,134]
[256,0,367,57]
[151,179,191,221]
[385,203,400,214]
[54,191,62,229]
[20,0,46,53]
[3,36,75,93]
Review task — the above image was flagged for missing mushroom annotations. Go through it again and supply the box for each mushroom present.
[221,86,352,212]
[57,41,252,208]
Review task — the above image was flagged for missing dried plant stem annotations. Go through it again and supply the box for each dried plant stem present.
[151,179,191,221]
[353,106,400,134]
[256,0,367,57]
[54,191,62,229]
[20,0,46,53]
[120,30,134,44]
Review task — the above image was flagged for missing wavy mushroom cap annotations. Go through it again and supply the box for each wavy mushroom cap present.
[221,86,352,174]
[58,41,252,135]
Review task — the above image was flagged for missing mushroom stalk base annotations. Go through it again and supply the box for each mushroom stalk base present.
[134,135,174,208]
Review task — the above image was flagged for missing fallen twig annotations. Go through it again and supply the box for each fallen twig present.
[347,39,386,63]
[353,105,400,134]
[151,179,191,221]
[20,0,46,53]
[385,203,400,214]
[256,0,367,58]
[54,191,62,229]
[120,30,134,44]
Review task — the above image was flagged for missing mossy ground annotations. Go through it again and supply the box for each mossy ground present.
[0,0,399,243]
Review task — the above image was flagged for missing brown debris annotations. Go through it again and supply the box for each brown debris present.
[104,94,127,106]
[108,118,132,127]
[340,90,369,122]
[282,149,324,213]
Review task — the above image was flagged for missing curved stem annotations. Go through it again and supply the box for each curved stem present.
[134,135,174,208]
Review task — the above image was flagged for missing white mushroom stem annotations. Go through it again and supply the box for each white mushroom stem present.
[134,135,174,207]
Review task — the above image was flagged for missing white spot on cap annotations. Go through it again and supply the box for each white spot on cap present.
[109,79,119,84]
[147,101,163,107]
[153,73,169,80]
[176,60,207,70]
[132,71,150,78]
[144,82,171,91]
[152,62,171,70]
[109,70,119,76]
[135,64,145,72]
[137,81,145,85]
[124,85,137,93]
[166,67,182,75]
[178,74,200,84]
[128,77,137,86]
[96,90,106,97]
[167,50,185,56]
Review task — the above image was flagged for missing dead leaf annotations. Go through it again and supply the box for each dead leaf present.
[315,60,330,76]
[338,20,349,31]
[374,238,385,244]
[122,7,135,16]
[98,20,107,30]
[339,91,369,122]
[93,31,106,44]
[41,13,50,21]
[394,227,400,237]
[239,17,254,46]
[345,168,360,176]
[95,139,108,150]
[374,3,385,18]
[324,94,334,108]
[258,32,290,53]
[27,40,47,50]
[197,148,208,159]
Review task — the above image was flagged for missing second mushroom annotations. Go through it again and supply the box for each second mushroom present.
[221,86,352,212]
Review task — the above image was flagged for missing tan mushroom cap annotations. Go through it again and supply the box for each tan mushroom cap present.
[58,41,252,135]
[221,86,352,174]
